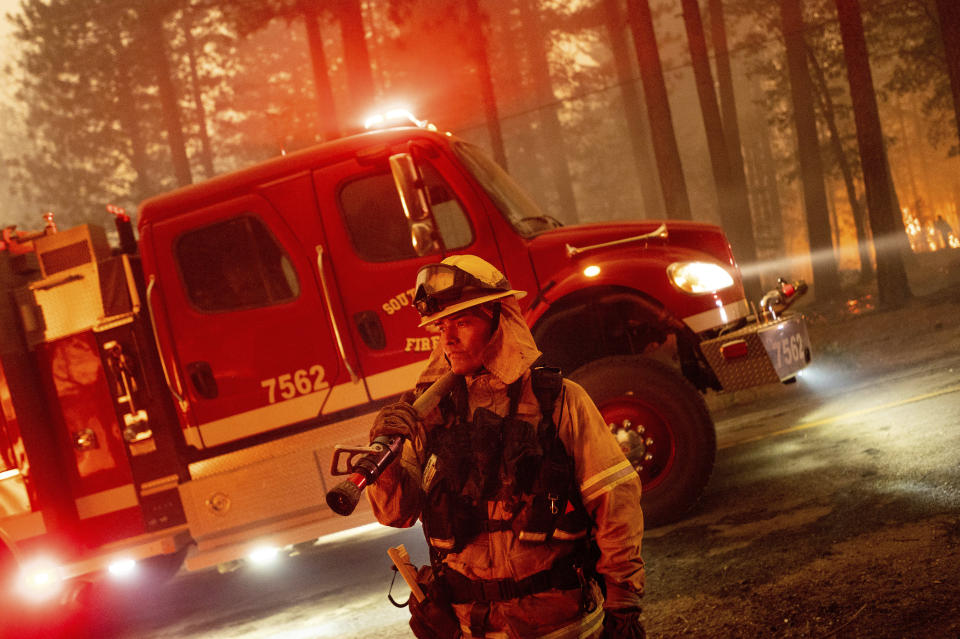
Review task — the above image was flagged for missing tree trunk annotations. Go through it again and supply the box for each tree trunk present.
[114,44,153,201]
[743,82,786,267]
[140,5,192,187]
[779,0,840,301]
[708,0,746,185]
[682,0,759,298]
[465,0,507,169]
[519,0,578,222]
[834,0,911,308]
[625,0,692,220]
[300,0,340,141]
[710,0,766,266]
[495,6,538,178]
[110,39,154,202]
[337,0,376,130]
[804,42,873,281]
[602,0,663,218]
[894,96,920,215]
[935,0,960,153]
[182,9,215,179]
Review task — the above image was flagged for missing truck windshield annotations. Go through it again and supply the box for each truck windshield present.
[453,141,562,237]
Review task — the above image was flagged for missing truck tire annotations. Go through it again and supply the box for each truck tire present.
[569,355,716,527]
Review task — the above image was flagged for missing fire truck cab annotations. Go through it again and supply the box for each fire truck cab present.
[1,124,811,604]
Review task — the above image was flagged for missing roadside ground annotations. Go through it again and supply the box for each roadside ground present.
[646,248,960,638]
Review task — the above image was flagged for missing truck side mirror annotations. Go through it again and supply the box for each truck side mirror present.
[389,153,432,222]
[389,152,438,256]
[410,221,439,255]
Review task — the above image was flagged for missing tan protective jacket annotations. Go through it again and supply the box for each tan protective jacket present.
[368,298,644,638]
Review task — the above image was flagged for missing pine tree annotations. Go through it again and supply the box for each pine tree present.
[834,0,912,308]
[625,0,692,220]
[779,0,842,301]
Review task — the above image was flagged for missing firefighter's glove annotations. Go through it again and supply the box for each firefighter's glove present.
[602,581,645,639]
[370,392,421,444]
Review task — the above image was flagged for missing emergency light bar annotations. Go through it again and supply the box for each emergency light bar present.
[363,108,437,131]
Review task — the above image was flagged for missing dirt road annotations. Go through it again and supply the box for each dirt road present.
[643,290,960,638]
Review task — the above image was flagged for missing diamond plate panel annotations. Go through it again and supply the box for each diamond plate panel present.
[701,322,785,391]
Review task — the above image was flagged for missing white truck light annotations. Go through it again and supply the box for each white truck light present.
[364,107,436,130]
[17,558,64,602]
[363,113,386,129]
[248,545,280,566]
[667,261,735,294]
[108,558,137,578]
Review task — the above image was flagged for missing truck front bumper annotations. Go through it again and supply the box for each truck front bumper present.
[699,314,812,392]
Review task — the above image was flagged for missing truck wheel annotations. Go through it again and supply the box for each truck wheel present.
[569,356,716,527]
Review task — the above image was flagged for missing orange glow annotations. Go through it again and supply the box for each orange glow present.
[845,294,876,315]
[901,206,958,252]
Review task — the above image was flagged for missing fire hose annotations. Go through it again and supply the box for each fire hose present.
[325,371,458,516]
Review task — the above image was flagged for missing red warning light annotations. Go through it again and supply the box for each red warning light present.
[106,204,129,222]
[720,339,748,360]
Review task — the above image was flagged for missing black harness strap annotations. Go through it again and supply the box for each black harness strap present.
[442,558,583,604]
[531,366,563,437]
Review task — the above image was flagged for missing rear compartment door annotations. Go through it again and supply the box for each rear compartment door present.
[311,143,506,399]
[146,190,348,450]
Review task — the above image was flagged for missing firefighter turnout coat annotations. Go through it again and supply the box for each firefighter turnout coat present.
[368,297,645,638]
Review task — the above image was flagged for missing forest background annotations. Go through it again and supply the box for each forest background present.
[1,0,958,307]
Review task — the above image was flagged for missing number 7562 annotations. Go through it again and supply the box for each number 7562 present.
[260,365,327,403]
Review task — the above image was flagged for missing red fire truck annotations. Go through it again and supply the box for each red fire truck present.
[0,121,810,604]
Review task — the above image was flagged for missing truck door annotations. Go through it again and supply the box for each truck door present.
[312,141,505,399]
[144,189,346,450]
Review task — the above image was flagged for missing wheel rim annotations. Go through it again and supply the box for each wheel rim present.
[599,396,677,491]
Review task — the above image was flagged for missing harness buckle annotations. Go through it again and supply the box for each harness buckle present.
[576,566,597,613]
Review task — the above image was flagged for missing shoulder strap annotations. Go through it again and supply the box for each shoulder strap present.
[531,366,563,437]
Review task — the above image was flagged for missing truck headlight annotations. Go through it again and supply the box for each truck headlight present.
[667,261,734,294]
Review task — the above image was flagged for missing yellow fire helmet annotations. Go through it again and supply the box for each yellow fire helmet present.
[414,255,526,327]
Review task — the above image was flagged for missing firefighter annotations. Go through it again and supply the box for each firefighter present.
[367,255,645,639]
[934,215,954,249]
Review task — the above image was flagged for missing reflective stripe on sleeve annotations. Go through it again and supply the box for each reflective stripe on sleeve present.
[580,460,638,504]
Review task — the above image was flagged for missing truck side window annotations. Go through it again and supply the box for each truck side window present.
[175,215,300,313]
[428,181,473,251]
[339,165,472,262]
